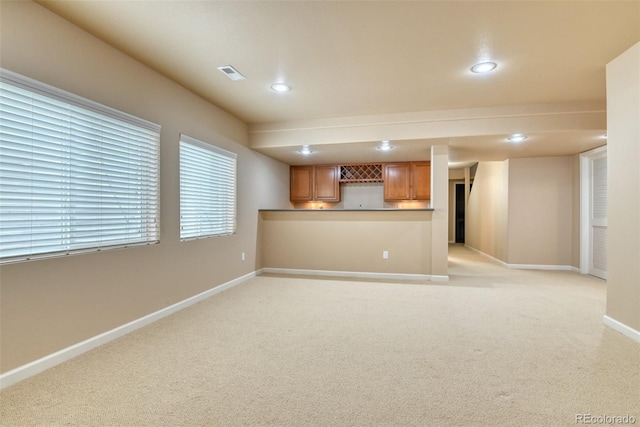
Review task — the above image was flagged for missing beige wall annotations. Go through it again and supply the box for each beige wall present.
[466,161,509,261]
[0,1,291,373]
[506,157,574,266]
[467,157,577,267]
[606,42,640,332]
[448,169,465,180]
[571,154,581,269]
[260,210,433,276]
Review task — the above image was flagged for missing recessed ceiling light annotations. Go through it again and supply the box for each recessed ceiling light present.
[471,62,498,73]
[507,133,528,143]
[271,82,290,93]
[298,145,312,155]
[377,140,394,151]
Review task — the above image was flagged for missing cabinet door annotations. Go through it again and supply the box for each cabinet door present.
[383,163,411,200]
[314,165,341,202]
[411,162,431,200]
[290,166,313,201]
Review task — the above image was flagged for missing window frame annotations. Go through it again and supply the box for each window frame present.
[179,134,237,241]
[0,69,161,264]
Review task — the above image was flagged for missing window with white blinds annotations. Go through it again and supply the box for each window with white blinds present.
[0,69,160,263]
[179,134,237,240]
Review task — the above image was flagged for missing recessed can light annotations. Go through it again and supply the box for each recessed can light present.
[377,140,394,151]
[298,145,312,155]
[507,133,527,143]
[471,62,498,73]
[271,82,290,93]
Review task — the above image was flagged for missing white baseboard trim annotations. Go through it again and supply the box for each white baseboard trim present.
[464,245,506,265]
[464,245,577,271]
[260,267,446,282]
[603,315,640,343]
[0,270,258,390]
[506,263,576,271]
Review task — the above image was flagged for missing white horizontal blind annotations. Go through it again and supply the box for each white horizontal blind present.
[0,70,160,263]
[180,134,237,240]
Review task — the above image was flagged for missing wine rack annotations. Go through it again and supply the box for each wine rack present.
[339,164,383,182]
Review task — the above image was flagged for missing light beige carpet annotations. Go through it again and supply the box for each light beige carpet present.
[1,245,638,426]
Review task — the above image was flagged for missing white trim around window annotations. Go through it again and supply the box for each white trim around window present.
[179,134,237,240]
[0,69,161,264]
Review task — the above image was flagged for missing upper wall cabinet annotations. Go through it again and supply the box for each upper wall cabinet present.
[290,165,314,201]
[383,162,431,201]
[290,165,341,202]
[411,162,431,200]
[314,165,341,201]
[383,163,412,200]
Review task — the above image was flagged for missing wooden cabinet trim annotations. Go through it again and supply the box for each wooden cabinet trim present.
[290,165,341,202]
[291,161,429,202]
[383,161,431,201]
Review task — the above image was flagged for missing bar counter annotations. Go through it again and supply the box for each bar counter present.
[258,208,437,281]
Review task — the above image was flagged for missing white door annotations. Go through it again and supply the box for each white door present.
[581,146,607,279]
[590,152,607,279]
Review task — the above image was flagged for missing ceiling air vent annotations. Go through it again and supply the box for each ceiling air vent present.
[217,65,246,81]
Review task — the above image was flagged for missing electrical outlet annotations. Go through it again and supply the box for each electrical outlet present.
[241,252,246,261]
[383,250,389,259]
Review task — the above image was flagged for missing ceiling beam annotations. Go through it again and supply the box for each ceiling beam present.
[249,102,606,149]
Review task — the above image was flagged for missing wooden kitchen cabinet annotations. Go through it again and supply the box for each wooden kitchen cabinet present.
[383,163,412,200]
[290,165,340,202]
[314,165,340,201]
[290,165,314,201]
[411,162,431,200]
[383,162,430,201]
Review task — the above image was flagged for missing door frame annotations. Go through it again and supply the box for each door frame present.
[580,145,607,275]
[453,182,465,243]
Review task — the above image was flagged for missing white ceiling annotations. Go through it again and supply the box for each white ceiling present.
[37,0,639,167]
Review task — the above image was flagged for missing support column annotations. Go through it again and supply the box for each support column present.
[431,145,449,280]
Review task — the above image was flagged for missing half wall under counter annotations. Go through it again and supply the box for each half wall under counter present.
[258,209,447,281]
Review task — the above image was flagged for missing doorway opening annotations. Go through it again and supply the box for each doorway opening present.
[580,145,607,279]
[454,182,466,244]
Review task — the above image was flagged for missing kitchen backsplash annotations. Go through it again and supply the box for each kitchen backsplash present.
[292,183,430,210]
